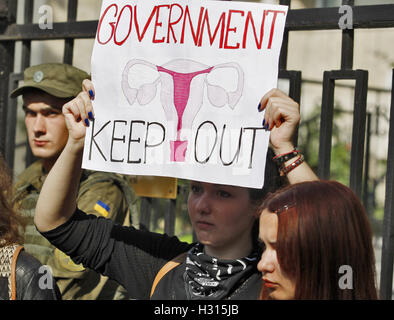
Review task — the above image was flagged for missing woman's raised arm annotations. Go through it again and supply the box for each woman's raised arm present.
[258,88,318,184]
[34,80,95,232]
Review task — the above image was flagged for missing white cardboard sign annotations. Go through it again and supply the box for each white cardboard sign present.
[83,0,288,188]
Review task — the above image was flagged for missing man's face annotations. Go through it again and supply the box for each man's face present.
[23,91,70,162]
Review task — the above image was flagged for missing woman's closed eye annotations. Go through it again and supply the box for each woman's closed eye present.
[190,184,202,194]
[217,190,232,198]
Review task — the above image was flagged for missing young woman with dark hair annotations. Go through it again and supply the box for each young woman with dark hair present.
[258,180,378,300]
[33,81,318,300]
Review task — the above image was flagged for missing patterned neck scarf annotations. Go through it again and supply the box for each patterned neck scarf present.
[184,243,258,300]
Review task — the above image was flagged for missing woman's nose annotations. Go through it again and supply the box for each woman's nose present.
[257,249,275,274]
[194,192,211,214]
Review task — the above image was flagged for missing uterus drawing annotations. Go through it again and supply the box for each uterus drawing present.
[121,58,244,162]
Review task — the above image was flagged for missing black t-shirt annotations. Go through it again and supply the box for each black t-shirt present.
[40,209,261,300]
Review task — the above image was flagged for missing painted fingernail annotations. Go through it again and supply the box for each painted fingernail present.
[88,112,94,120]
[258,103,261,111]
[262,119,266,127]
[84,118,90,127]
[89,90,94,99]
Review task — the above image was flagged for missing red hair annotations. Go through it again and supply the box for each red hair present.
[259,180,377,300]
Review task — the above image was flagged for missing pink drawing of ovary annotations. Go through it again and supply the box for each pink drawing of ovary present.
[121,59,244,162]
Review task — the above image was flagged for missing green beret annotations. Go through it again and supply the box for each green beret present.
[10,63,90,99]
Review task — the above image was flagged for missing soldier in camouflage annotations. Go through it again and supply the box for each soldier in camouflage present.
[10,63,138,300]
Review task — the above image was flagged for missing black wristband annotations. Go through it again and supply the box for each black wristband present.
[272,149,300,166]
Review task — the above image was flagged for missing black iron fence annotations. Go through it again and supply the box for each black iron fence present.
[0,0,393,299]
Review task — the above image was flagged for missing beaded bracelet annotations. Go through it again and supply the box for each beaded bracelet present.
[280,154,305,176]
[272,149,300,166]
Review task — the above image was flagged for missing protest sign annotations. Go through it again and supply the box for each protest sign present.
[83,0,288,188]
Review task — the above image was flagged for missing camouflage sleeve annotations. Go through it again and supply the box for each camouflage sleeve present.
[77,179,128,226]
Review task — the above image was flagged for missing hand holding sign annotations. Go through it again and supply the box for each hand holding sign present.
[258,88,300,155]
[62,80,95,149]
[85,0,289,188]
[68,80,300,167]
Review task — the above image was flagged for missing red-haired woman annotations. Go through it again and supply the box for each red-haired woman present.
[0,156,61,300]
[258,180,378,300]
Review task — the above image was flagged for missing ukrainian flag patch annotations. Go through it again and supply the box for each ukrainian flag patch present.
[94,200,110,217]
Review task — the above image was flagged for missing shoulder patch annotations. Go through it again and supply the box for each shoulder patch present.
[94,200,111,217]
